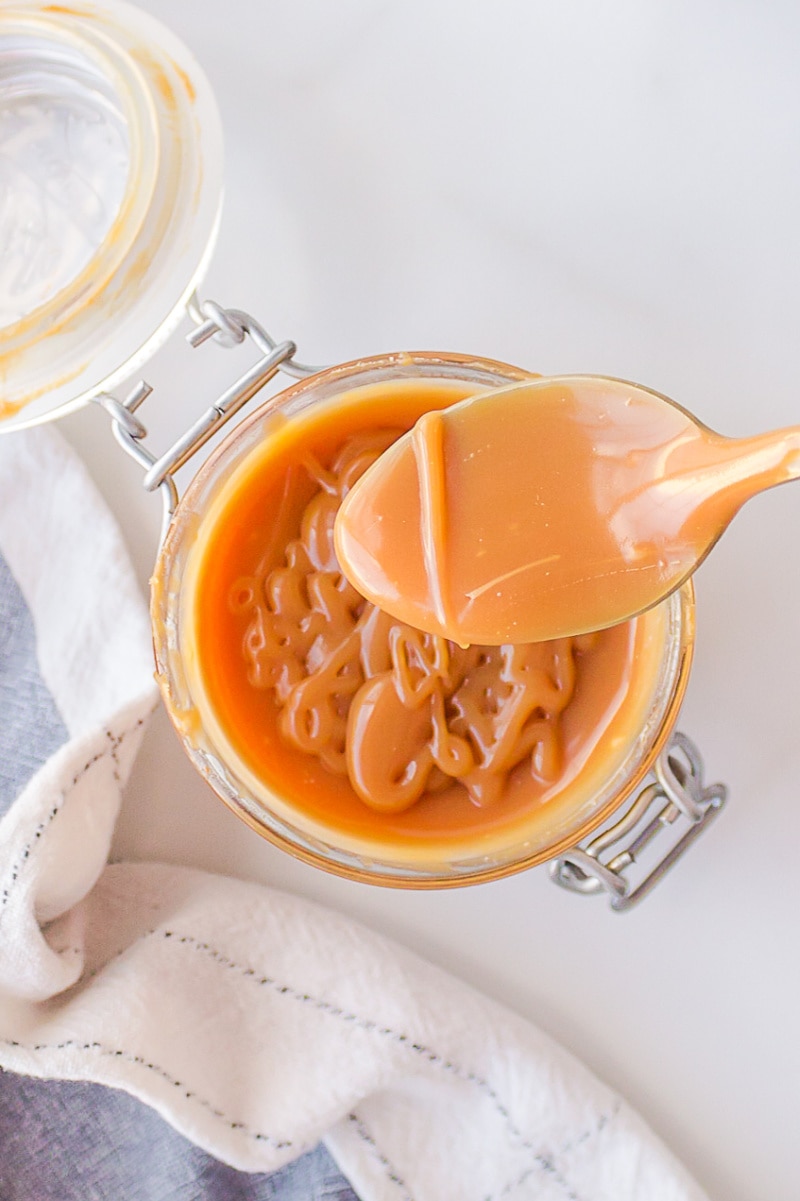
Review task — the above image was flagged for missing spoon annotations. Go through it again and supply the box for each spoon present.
[333,375,800,645]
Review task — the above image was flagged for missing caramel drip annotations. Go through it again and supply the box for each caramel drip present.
[413,411,451,633]
[232,431,593,815]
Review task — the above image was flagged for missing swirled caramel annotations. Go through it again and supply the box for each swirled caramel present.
[181,379,675,863]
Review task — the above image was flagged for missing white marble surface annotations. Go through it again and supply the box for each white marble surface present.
[60,2,800,1198]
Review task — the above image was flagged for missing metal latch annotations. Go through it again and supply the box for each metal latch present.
[93,298,319,542]
[550,732,727,911]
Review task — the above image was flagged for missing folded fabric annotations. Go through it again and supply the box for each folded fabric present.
[0,1070,358,1201]
[0,424,708,1201]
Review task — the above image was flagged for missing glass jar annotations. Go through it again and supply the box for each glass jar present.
[1,2,725,908]
[151,351,699,892]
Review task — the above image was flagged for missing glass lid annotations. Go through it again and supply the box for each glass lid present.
[0,0,223,430]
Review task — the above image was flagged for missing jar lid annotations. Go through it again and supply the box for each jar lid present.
[0,0,223,430]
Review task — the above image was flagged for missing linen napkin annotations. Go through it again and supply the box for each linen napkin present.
[0,422,709,1201]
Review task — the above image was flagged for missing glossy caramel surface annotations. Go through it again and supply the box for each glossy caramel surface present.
[182,379,672,860]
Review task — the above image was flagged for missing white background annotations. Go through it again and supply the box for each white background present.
[62,3,800,1198]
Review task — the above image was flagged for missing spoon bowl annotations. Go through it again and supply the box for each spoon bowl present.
[334,375,800,644]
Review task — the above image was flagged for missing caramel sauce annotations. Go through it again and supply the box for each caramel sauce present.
[335,375,800,644]
[183,380,673,860]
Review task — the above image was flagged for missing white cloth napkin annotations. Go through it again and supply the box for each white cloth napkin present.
[0,424,708,1201]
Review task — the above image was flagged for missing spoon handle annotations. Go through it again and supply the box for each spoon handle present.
[714,425,800,502]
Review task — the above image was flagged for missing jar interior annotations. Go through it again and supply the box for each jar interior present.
[152,355,693,887]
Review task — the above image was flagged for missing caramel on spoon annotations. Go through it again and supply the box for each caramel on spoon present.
[334,375,800,644]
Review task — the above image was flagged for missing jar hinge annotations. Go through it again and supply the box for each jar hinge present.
[93,297,321,543]
[549,732,727,911]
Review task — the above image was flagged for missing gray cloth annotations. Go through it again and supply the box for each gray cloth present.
[0,553,68,815]
[0,1069,359,1200]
